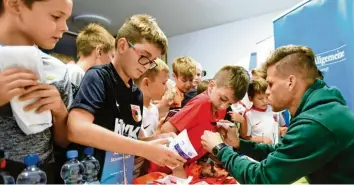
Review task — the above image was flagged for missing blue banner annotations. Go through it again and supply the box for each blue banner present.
[249,52,258,71]
[273,0,354,110]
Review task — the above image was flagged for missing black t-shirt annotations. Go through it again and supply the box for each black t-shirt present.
[70,63,143,184]
[181,89,198,107]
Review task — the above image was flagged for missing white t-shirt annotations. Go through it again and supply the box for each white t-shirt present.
[140,103,159,137]
[66,63,85,87]
[245,105,279,144]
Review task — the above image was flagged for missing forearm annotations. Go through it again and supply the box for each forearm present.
[239,119,248,138]
[68,119,148,157]
[52,109,70,147]
[237,139,275,161]
[157,102,170,119]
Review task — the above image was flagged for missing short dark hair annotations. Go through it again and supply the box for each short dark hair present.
[213,65,250,101]
[1,0,42,15]
[248,78,268,98]
[264,45,318,81]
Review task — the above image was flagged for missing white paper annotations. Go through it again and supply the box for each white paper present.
[0,46,52,135]
[167,130,198,169]
[150,175,193,185]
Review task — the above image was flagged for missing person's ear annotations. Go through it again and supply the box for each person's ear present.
[172,73,177,81]
[5,0,21,16]
[208,80,216,93]
[95,45,103,58]
[288,75,296,91]
[142,77,149,87]
[117,38,128,54]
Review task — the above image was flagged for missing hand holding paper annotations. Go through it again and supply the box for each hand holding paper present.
[0,46,52,135]
[0,68,38,107]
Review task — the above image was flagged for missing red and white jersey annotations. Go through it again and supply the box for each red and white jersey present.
[245,105,279,144]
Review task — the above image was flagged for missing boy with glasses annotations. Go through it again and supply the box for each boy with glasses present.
[67,14,185,184]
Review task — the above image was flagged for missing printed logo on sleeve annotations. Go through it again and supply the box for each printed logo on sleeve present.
[130,104,142,122]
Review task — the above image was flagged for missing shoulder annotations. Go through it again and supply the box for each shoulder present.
[41,51,69,84]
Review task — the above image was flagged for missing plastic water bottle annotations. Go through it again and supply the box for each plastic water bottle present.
[61,150,85,184]
[0,150,15,184]
[16,154,47,184]
[81,148,100,184]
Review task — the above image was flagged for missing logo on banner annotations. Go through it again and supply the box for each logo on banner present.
[315,44,347,72]
[130,104,142,122]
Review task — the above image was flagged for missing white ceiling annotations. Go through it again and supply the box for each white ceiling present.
[69,0,302,37]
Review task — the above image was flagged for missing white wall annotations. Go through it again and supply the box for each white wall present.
[167,10,283,78]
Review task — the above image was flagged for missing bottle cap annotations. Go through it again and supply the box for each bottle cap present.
[84,147,94,155]
[24,154,40,166]
[66,150,78,159]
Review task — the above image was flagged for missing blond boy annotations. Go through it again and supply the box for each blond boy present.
[68,23,115,87]
[0,0,73,182]
[134,58,170,138]
[133,58,170,178]
[170,56,197,108]
[67,14,184,184]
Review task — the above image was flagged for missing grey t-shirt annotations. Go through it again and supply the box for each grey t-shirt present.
[0,50,73,164]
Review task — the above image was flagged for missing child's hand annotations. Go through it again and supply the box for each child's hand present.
[155,117,166,134]
[19,83,66,115]
[280,126,288,137]
[0,68,38,107]
[228,111,245,123]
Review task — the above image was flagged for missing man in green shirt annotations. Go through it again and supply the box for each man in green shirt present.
[201,45,354,184]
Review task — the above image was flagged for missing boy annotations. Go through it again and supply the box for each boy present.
[67,14,185,184]
[169,56,197,109]
[157,56,196,118]
[68,23,115,87]
[242,78,279,144]
[151,65,250,177]
[182,62,205,107]
[133,58,169,178]
[0,0,73,183]
[134,58,169,138]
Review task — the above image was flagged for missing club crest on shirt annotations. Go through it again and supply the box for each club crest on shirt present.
[131,104,142,122]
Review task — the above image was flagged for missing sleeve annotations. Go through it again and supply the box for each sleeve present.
[69,68,85,88]
[69,69,106,115]
[245,111,253,136]
[169,98,210,132]
[218,121,338,184]
[278,113,287,127]
[42,53,74,108]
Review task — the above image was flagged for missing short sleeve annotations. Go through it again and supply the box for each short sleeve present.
[169,97,211,132]
[69,68,106,115]
[245,111,253,136]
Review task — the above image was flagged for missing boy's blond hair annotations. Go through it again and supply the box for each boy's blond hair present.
[134,58,169,86]
[76,23,115,59]
[213,65,250,101]
[116,14,168,55]
[172,56,197,80]
[49,53,75,64]
[197,79,211,94]
[248,78,268,98]
[251,68,266,79]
